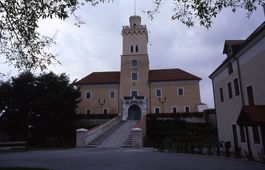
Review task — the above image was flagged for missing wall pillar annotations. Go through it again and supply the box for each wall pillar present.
[131,128,143,148]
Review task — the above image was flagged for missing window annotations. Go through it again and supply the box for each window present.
[228,62,233,74]
[86,108,91,114]
[172,107,177,113]
[177,87,184,96]
[131,72,138,80]
[184,106,190,113]
[220,87,224,102]
[253,126,260,144]
[240,126,246,143]
[131,59,138,67]
[228,82,233,99]
[155,89,162,97]
[247,85,255,105]
[86,91,92,99]
[154,107,160,113]
[110,91,116,99]
[131,90,138,97]
[130,46,133,53]
[234,78,240,96]
[135,45,138,53]
[103,108,108,114]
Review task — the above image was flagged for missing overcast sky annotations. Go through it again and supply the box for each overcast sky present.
[1,1,265,108]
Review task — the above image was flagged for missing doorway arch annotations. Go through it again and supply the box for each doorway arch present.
[128,105,141,120]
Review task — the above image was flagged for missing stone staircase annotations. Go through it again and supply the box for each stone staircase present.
[88,120,137,148]
[121,134,133,148]
[87,121,125,148]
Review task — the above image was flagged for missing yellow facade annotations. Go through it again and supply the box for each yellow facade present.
[76,16,203,120]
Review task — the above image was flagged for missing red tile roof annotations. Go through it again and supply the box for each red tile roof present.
[76,68,200,85]
[76,72,120,85]
[149,68,201,82]
[237,105,265,126]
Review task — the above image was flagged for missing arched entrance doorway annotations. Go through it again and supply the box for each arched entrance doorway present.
[128,105,141,120]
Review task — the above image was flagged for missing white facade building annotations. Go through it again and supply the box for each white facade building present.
[210,21,265,161]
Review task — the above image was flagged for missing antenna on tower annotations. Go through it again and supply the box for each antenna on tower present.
[134,0,136,15]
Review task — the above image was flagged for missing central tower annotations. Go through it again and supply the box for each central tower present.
[119,16,150,120]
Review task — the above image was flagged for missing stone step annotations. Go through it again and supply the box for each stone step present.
[98,120,137,148]
[121,134,133,148]
[87,121,124,147]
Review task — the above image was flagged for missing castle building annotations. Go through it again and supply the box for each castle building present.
[76,16,204,120]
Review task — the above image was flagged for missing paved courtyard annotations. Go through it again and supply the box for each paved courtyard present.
[0,148,264,170]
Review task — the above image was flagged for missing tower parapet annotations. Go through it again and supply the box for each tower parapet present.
[122,15,148,55]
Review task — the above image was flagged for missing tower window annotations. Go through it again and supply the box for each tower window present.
[130,46,133,53]
[136,45,138,53]
[131,72,138,80]
[131,90,138,97]
[131,59,138,67]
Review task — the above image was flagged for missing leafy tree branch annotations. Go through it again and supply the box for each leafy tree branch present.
[0,0,264,71]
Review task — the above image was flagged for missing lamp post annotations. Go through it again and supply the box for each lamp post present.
[98,99,106,114]
[159,97,167,113]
